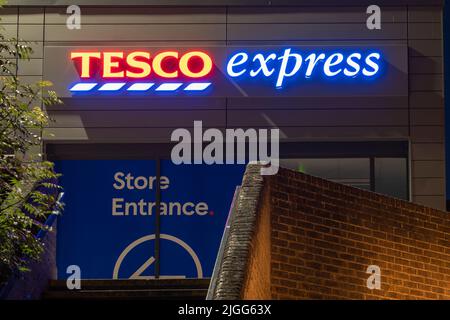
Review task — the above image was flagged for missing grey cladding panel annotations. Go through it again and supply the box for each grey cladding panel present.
[50,97,226,110]
[408,23,442,40]
[16,75,42,85]
[409,57,442,74]
[11,4,441,149]
[412,178,445,195]
[23,41,43,58]
[408,6,442,22]
[0,7,18,24]
[411,143,445,160]
[45,7,226,24]
[241,126,409,140]
[413,196,445,210]
[17,58,43,75]
[410,109,444,125]
[227,109,408,127]
[2,25,18,39]
[228,23,407,41]
[227,40,408,47]
[228,96,408,109]
[412,160,445,178]
[47,110,226,128]
[18,24,44,41]
[410,74,443,91]
[45,24,226,41]
[43,126,410,143]
[409,92,443,109]
[228,6,406,23]
[409,40,442,57]
[18,7,44,24]
[44,127,223,143]
[411,126,444,142]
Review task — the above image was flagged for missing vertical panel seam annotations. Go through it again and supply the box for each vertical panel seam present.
[41,6,46,157]
[407,5,411,138]
[15,6,19,77]
[407,5,413,202]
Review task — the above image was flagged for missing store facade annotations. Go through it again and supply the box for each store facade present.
[2,0,445,281]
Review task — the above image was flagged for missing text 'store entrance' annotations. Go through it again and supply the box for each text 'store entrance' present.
[55,160,245,280]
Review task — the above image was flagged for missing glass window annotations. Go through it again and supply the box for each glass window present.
[280,158,371,190]
[374,158,408,200]
[280,157,409,200]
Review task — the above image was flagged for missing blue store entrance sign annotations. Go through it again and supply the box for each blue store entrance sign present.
[55,160,245,279]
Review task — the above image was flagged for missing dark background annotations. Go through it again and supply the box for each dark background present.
[444,3,449,209]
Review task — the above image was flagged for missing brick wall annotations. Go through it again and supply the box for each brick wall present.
[270,168,450,299]
[242,184,271,300]
[211,164,450,300]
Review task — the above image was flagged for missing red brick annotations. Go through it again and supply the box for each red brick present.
[241,167,450,300]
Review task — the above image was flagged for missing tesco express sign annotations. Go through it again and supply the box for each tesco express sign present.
[68,48,382,93]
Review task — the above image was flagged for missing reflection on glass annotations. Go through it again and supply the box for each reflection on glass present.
[280,158,371,190]
[375,158,408,200]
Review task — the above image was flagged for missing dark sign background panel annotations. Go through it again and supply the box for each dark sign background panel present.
[44,45,408,98]
[55,160,245,279]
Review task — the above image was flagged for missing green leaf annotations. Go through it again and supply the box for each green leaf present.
[0,11,63,282]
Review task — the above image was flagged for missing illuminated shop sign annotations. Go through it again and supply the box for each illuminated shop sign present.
[69,50,213,92]
[227,49,381,88]
[68,48,382,94]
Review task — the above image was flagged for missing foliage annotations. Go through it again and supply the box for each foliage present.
[0,3,63,286]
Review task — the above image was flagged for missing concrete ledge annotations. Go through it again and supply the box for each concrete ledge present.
[212,164,264,300]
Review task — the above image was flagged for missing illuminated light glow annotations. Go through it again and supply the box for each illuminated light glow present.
[70,52,101,78]
[69,82,98,91]
[126,51,151,78]
[127,83,155,91]
[179,51,213,78]
[227,52,248,77]
[70,50,214,80]
[98,82,126,91]
[344,53,362,77]
[276,48,303,88]
[249,53,276,77]
[103,52,125,78]
[304,53,326,78]
[363,52,381,76]
[69,49,382,94]
[226,49,382,88]
[155,83,183,91]
[153,51,179,78]
[323,53,344,77]
[184,82,211,91]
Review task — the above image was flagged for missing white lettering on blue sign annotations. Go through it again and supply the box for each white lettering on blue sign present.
[226,49,382,88]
